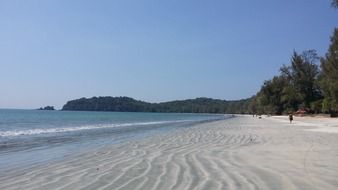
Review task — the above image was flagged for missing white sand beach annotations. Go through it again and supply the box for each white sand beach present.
[1,115,338,190]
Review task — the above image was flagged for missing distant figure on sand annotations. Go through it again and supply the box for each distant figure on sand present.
[289,114,293,124]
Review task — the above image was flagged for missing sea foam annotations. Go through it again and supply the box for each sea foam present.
[0,120,193,137]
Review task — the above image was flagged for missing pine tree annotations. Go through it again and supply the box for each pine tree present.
[319,28,338,115]
[280,50,320,108]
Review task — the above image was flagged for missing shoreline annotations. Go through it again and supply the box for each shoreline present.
[1,115,338,190]
[0,117,228,175]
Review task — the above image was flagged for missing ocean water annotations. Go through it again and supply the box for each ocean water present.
[0,109,227,172]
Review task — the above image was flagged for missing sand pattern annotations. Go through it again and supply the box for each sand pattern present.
[1,116,338,190]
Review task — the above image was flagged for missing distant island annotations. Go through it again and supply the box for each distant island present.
[62,97,251,114]
[37,106,55,111]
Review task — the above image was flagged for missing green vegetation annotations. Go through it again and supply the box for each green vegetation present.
[62,97,251,114]
[249,2,337,117]
[319,28,338,115]
[249,50,321,115]
[154,98,251,113]
[62,97,151,112]
[250,29,338,116]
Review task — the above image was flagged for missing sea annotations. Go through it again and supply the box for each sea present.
[0,109,228,172]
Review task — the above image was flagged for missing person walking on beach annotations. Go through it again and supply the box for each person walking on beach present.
[289,114,293,124]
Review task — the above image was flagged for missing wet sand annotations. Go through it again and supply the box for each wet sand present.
[1,115,338,190]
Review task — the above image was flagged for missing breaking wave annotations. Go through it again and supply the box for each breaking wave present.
[0,120,193,137]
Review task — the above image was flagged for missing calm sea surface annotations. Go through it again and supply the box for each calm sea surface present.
[0,109,227,172]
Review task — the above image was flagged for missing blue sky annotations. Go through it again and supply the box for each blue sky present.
[0,0,337,109]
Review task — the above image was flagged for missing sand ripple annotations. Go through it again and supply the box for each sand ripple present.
[1,116,338,190]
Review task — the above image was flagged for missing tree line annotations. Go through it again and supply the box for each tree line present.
[62,96,251,114]
[247,0,337,116]
[249,29,337,116]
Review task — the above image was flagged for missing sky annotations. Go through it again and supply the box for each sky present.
[0,0,337,109]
